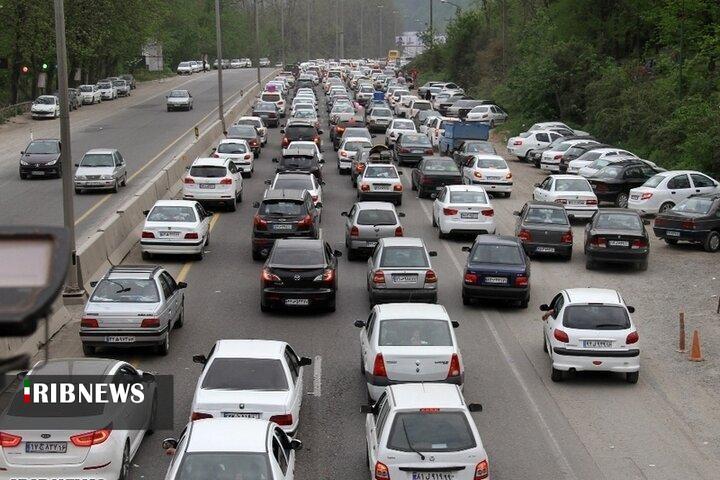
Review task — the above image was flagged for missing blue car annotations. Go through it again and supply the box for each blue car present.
[461,235,531,308]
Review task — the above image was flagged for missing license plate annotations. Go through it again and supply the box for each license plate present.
[158,231,180,237]
[106,336,135,343]
[630,195,639,200]
[285,298,309,306]
[536,246,555,253]
[460,212,479,219]
[412,149,424,153]
[273,223,292,230]
[583,340,613,348]
[484,276,507,284]
[412,472,455,480]
[393,274,417,283]
[666,230,680,237]
[89,182,104,186]
[486,176,501,180]
[608,240,629,247]
[199,184,215,189]
[31,171,45,176]
[222,412,260,418]
[568,200,585,205]
[25,442,67,454]
[374,184,390,190]
[366,241,378,248]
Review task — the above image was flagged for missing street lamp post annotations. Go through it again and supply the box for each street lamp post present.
[339,0,345,59]
[306,0,311,60]
[214,0,226,133]
[255,0,261,86]
[440,0,462,13]
[359,2,364,59]
[280,0,285,65]
[377,4,384,58]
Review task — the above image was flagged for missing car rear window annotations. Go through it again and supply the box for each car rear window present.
[217,143,248,154]
[260,200,305,216]
[261,93,281,102]
[466,142,496,154]
[555,178,592,192]
[147,206,196,223]
[387,411,476,452]
[281,157,316,170]
[274,177,313,191]
[400,134,431,145]
[371,108,392,117]
[379,319,452,346]
[449,191,488,204]
[595,165,623,178]
[562,305,630,330]
[380,246,428,268]
[176,453,270,480]
[202,358,288,390]
[525,207,568,225]
[286,126,316,137]
[423,159,459,173]
[270,246,325,267]
[475,158,507,169]
[190,166,226,178]
[357,210,397,225]
[90,279,160,303]
[470,244,523,265]
[364,166,398,178]
[595,213,642,230]
[227,126,256,138]
[394,120,415,130]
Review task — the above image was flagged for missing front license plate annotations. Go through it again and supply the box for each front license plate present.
[460,212,479,219]
[25,442,67,454]
[285,298,309,306]
[199,184,215,189]
[31,171,45,176]
[222,412,260,419]
[273,224,292,230]
[393,274,417,283]
[106,336,135,343]
[412,472,455,480]
[158,231,180,237]
[536,246,555,253]
[484,276,507,285]
[89,182,104,186]
[608,240,629,247]
[568,200,585,205]
[583,340,613,348]
[666,230,680,237]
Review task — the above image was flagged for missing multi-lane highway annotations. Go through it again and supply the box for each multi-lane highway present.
[30,78,720,479]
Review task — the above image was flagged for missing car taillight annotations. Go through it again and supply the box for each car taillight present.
[183,232,199,240]
[654,218,666,227]
[554,199,568,204]
[392,183,403,192]
[421,176,434,185]
[473,171,483,179]
[281,137,289,148]
[394,225,404,236]
[554,329,569,343]
[244,154,252,160]
[375,461,390,480]
[481,209,494,217]
[314,135,321,144]
[219,177,232,185]
[554,154,562,160]
[372,271,385,284]
[448,353,461,377]
[590,236,607,247]
[356,163,366,173]
[640,192,653,200]
[140,318,160,328]
[350,226,359,237]
[298,214,313,229]
[269,414,293,426]
[141,231,155,239]
[626,331,639,344]
[249,140,258,147]
[360,183,370,191]
[425,149,434,154]
[262,268,281,284]
[560,231,573,243]
[399,148,410,153]
[594,183,608,192]
[337,127,345,134]
[586,199,598,205]
[518,229,532,242]
[0,432,22,448]
[425,270,437,283]
[70,427,111,447]
[464,272,477,284]
[254,215,268,230]
[190,412,213,421]
[514,275,529,287]
[443,208,458,216]
[474,460,490,480]
[372,354,387,378]
[681,220,695,229]
[183,177,195,184]
[631,238,647,249]
[81,317,98,328]
[513,140,522,146]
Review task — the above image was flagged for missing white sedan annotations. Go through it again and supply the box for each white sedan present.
[212,139,254,176]
[540,139,599,173]
[433,185,496,237]
[190,339,312,434]
[338,137,373,172]
[460,154,513,197]
[385,119,416,147]
[163,418,302,480]
[533,174,598,219]
[235,116,268,145]
[506,129,565,160]
[628,170,720,215]
[141,200,211,259]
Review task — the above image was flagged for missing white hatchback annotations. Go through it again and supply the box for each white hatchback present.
[541,288,640,383]
[385,119,417,147]
[460,154,513,196]
[190,339,312,434]
[182,157,243,211]
[212,139,254,176]
[433,185,496,237]
[533,174,598,219]
[628,170,720,215]
[141,200,211,258]
[338,137,373,172]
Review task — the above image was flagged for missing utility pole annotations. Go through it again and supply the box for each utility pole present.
[214,0,226,133]
[339,0,345,59]
[280,0,286,66]
[306,0,311,60]
[429,0,433,47]
[53,0,83,299]
[360,2,364,59]
[334,2,339,59]
[378,5,384,58]
[255,0,261,86]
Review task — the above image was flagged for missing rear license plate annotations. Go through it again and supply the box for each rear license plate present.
[412,149,424,153]
[608,240,629,247]
[285,298,309,306]
[31,171,45,176]
[460,212,479,219]
[568,200,585,205]
[366,241,378,248]
[25,442,67,454]
[536,246,555,253]
[199,184,215,189]
[583,340,613,348]
[158,231,180,237]
[412,473,455,480]
[630,195,639,200]
[374,184,390,190]
[106,336,135,343]
[222,412,260,418]
[393,274,417,283]
[273,224,292,230]
[484,276,507,285]
[666,230,680,237]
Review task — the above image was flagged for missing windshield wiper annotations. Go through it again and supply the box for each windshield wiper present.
[402,418,425,461]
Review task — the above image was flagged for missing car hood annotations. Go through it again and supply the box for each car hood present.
[23,153,60,164]
[76,166,115,177]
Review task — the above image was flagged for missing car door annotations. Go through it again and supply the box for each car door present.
[113,152,124,179]
[433,187,447,221]
[360,311,377,372]
[227,162,242,194]
[412,159,424,187]
[462,157,476,182]
[543,293,565,348]
[271,433,291,480]
[366,392,390,469]
[514,203,528,236]
[532,132,549,151]
[535,177,553,201]
[112,365,144,450]
[158,273,177,328]
[690,173,719,195]
[284,346,303,424]
[666,173,693,202]
[195,203,210,240]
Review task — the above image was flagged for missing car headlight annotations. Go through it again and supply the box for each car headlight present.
[46,158,58,166]
[76,175,86,181]
[101,175,113,180]
[20,159,29,166]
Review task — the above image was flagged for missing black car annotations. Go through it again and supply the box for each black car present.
[260,238,341,312]
[653,194,720,252]
[19,139,62,179]
[584,209,650,270]
[281,122,322,151]
[227,124,262,157]
[461,235,530,308]
[453,140,497,167]
[252,101,279,127]
[587,160,662,207]
[411,156,463,198]
[272,154,323,181]
[251,189,321,260]
[394,132,434,166]
[331,119,366,150]
[120,74,136,89]
[514,202,573,260]
[437,94,468,116]
[559,143,609,173]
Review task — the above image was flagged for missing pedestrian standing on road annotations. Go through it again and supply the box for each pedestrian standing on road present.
[425,89,432,101]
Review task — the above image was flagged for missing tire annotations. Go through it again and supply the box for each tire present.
[615,192,629,208]
[56,166,62,179]
[75,188,82,194]
[195,247,204,261]
[519,296,529,309]
[626,371,639,384]
[462,294,472,306]
[141,250,152,261]
[121,174,127,186]
[111,180,119,193]
[637,259,648,271]
[504,191,511,198]
[260,300,270,312]
[157,330,170,356]
[658,202,674,214]
[19,172,27,180]
[551,367,564,382]
[564,251,573,261]
[664,238,679,245]
[118,442,130,480]
[174,301,184,328]
[237,190,243,203]
[395,198,402,207]
[327,301,336,313]
[82,344,95,356]
[438,229,447,239]
[228,197,237,212]
[543,335,548,353]
[347,248,357,261]
[252,250,264,261]
[432,215,437,227]
[585,257,594,270]
[146,395,157,435]
[703,231,720,253]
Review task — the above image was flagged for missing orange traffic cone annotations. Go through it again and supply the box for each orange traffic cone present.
[689,329,704,362]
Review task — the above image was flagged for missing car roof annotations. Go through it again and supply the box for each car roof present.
[472,234,521,247]
[444,184,487,193]
[218,138,249,145]
[389,384,465,409]
[30,358,120,376]
[151,199,199,208]
[84,148,117,155]
[105,264,162,280]
[191,157,229,167]
[379,237,425,247]
[525,201,564,209]
[356,201,397,210]
[654,170,703,176]
[262,189,306,201]
[549,174,588,180]
[213,339,287,359]
[594,207,640,215]
[564,288,623,305]
[186,418,269,453]
[376,303,449,320]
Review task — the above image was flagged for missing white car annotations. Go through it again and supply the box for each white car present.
[190,339,312,434]
[338,137,373,172]
[283,140,323,163]
[385,119,416,147]
[389,89,410,108]
[541,287,640,383]
[97,81,117,100]
[533,174,598,219]
[230,58,242,68]
[30,95,60,119]
[460,154,513,197]
[465,104,508,126]
[528,121,589,136]
[235,116,268,145]
[408,99,433,120]
[141,200,211,258]
[540,139,599,172]
[578,155,643,178]
[628,170,720,215]
[363,384,489,480]
[73,148,128,193]
[426,117,458,149]
[266,171,323,205]
[0,359,154,480]
[506,129,565,160]
[356,303,463,401]
[162,418,302,480]
[78,84,102,104]
[176,61,194,74]
[182,157,243,211]
[433,185,496,237]
[212,139,254,176]
[396,94,419,118]
[261,91,286,117]
[567,148,637,174]
[357,163,404,206]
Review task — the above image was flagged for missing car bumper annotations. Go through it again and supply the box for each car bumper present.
[653,227,709,243]
[540,162,561,172]
[232,162,253,173]
[183,191,236,203]
[81,97,96,104]
[469,180,513,192]
[369,288,437,304]
[167,103,191,109]
[462,284,529,301]
[627,199,659,215]
[439,217,496,235]
[523,242,572,256]
[262,288,335,308]
[551,347,640,373]
[368,122,389,132]
[365,374,463,401]
[75,179,117,190]
[358,191,402,202]
[585,247,648,263]
[141,239,204,254]
[396,153,425,165]
[20,164,60,176]
[80,325,169,348]
[349,239,381,251]
[31,111,56,118]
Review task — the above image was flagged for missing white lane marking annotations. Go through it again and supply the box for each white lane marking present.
[416,198,577,480]
[308,355,322,397]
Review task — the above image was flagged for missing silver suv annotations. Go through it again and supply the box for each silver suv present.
[80,265,186,356]
[342,202,405,260]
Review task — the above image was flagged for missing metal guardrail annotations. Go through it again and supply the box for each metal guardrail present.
[0,101,32,123]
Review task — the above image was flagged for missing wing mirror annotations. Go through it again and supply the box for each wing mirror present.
[290,439,303,451]
[340,211,348,217]
[461,246,472,252]
[360,404,375,414]
[428,251,438,257]
[397,171,403,175]
[512,210,520,216]
[177,282,187,289]
[89,281,98,288]
[74,163,79,167]
[451,321,460,328]
[354,320,366,328]
[253,202,260,208]
[539,304,551,311]
[398,212,406,217]
[315,202,323,209]
[642,219,650,225]
[143,210,149,216]
[298,357,313,367]
[161,438,178,451]
[627,306,635,313]
[264,179,272,185]
[280,128,285,134]
[272,158,279,163]
[333,250,343,257]
[192,354,207,365]
[468,403,483,412]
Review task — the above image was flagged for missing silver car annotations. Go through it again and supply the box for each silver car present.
[342,201,405,260]
[366,107,394,132]
[366,237,438,305]
[166,89,193,111]
[80,265,186,356]
[357,163,404,206]
[74,148,128,193]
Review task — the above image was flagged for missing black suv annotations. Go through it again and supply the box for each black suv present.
[281,122,322,151]
[587,159,662,208]
[251,189,321,260]
[260,238,341,312]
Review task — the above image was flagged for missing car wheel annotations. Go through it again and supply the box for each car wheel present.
[252,250,264,261]
[543,335,548,353]
[121,174,127,186]
[167,107,171,112]
[702,231,720,252]
[664,238,678,246]
[551,367,564,382]
[637,259,648,271]
[462,294,472,306]
[260,299,270,312]
[626,371,639,384]
[585,257,595,270]
[82,344,95,356]
[519,296,529,309]
[395,198,402,207]
[174,301,184,328]
[141,250,153,261]
[146,395,157,435]
[75,188,82,194]
[504,191,511,198]
[237,189,243,203]
[438,228,446,239]
[347,247,357,261]
[111,180,119,193]
[327,301,336,313]
[432,215,437,227]
[360,355,365,375]
[56,166,62,179]
[157,330,170,356]
[118,442,130,480]
[228,197,237,212]
[615,192,629,208]
[659,202,674,213]
[19,172,27,180]
[564,251,572,261]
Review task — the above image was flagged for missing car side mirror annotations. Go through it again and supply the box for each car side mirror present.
[74,163,79,167]
[253,202,260,208]
[461,246,471,252]
[451,321,460,328]
[272,158,278,163]
[468,403,483,412]
[397,171,403,175]
[534,183,541,187]
[143,210,149,216]
[298,357,312,367]
[627,306,635,313]
[318,129,324,134]
[280,129,285,134]
[20,151,24,155]
[334,250,343,257]
[177,282,187,289]
[162,438,178,451]
[89,281,98,288]
[371,134,377,138]
[428,251,438,257]
[211,147,216,152]
[340,211,348,217]
[360,404,375,414]
[319,159,325,164]
[16,370,28,381]
[568,214,575,220]
[192,354,207,365]
[642,219,650,225]
[264,179,272,185]
[315,202,323,209]
[539,304,551,311]
[290,439,303,451]
[354,320,366,328]
[165,95,169,99]
[513,211,520,216]
[398,212,406,217]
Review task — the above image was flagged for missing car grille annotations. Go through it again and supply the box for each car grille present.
[85,175,101,180]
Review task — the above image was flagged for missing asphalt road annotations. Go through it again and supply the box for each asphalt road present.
[30,84,720,480]
[0,68,273,241]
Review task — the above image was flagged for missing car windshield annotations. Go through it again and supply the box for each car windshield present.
[471,244,523,264]
[525,207,568,225]
[475,158,507,169]
[591,158,613,169]
[217,143,248,154]
[26,140,59,154]
[202,358,288,390]
[555,178,592,192]
[671,198,714,214]
[393,120,415,130]
[371,108,392,117]
[90,279,160,303]
[190,166,226,178]
[379,319,452,347]
[364,166,398,179]
[147,206,196,222]
[357,209,397,225]
[262,93,281,102]
[281,157,316,169]
[81,154,114,167]
[274,176,313,190]
[380,246,428,267]
[595,166,624,179]
[270,246,325,266]
[424,159,459,173]
[79,85,93,92]
[466,142,496,154]
[400,134,431,146]
[449,191,488,204]
[35,96,56,105]
[112,81,125,87]
[563,305,630,330]
[169,90,189,98]
[176,453,270,480]
[98,83,111,89]
[642,174,665,188]
[388,411,476,453]
[595,213,642,230]
[260,200,305,216]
